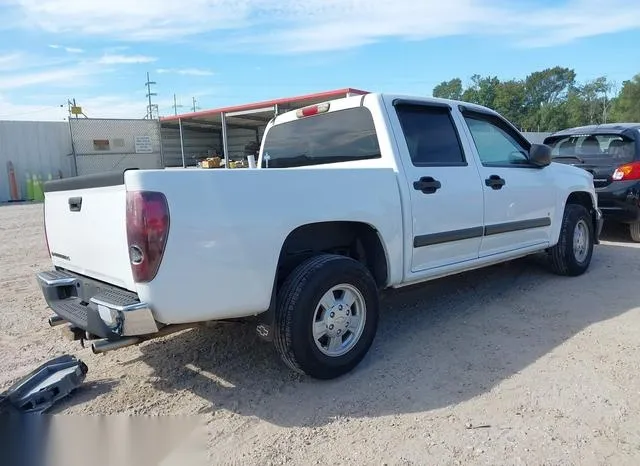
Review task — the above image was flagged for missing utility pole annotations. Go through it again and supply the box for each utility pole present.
[66,98,88,119]
[172,94,184,116]
[145,71,158,119]
[192,97,200,113]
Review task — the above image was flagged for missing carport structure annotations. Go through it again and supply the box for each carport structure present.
[159,88,369,168]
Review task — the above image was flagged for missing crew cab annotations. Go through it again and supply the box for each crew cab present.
[37,93,603,380]
[543,124,640,241]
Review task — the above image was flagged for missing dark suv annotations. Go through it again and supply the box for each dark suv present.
[543,123,640,242]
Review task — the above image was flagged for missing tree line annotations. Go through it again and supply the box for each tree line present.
[432,67,640,132]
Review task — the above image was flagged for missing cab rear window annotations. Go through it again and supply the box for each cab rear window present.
[546,134,636,164]
[261,107,381,168]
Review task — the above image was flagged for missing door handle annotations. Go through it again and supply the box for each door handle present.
[485,175,506,190]
[413,176,442,194]
[68,197,82,212]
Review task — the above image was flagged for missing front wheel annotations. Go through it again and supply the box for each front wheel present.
[273,254,379,380]
[548,204,594,276]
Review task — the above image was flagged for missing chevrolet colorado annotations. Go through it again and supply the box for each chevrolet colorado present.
[37,93,603,379]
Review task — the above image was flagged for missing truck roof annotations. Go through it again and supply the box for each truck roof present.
[271,93,501,126]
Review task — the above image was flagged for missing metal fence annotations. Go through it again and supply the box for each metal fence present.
[69,118,163,176]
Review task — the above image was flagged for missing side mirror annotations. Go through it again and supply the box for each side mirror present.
[529,143,551,167]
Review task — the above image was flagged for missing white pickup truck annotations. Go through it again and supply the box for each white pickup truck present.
[37,93,603,379]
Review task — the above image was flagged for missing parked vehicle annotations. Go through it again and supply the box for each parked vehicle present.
[37,94,603,380]
[543,124,640,241]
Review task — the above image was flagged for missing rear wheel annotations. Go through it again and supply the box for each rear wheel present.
[629,222,640,242]
[273,254,379,379]
[549,204,594,276]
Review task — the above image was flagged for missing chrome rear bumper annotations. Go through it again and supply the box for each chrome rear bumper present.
[36,269,159,339]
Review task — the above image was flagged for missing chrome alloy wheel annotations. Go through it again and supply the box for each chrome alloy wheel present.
[573,219,590,263]
[312,284,367,357]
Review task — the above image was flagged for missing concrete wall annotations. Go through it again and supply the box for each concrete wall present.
[0,121,72,203]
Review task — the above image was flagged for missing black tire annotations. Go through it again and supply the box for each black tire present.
[549,203,594,276]
[630,222,640,242]
[273,254,379,380]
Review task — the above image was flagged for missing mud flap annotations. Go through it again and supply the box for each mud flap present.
[0,355,88,415]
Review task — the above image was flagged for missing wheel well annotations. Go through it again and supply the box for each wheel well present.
[566,191,599,239]
[566,191,594,212]
[276,221,389,290]
[257,221,389,341]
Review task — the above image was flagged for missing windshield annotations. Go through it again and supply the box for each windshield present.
[261,107,381,168]
[546,134,635,164]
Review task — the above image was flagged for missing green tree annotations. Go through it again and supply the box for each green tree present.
[565,88,587,127]
[431,68,638,131]
[461,74,500,109]
[493,80,526,129]
[432,78,463,100]
[524,66,576,107]
[611,74,640,122]
[523,67,576,131]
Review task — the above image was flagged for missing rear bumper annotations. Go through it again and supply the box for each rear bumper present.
[596,180,640,224]
[36,269,159,339]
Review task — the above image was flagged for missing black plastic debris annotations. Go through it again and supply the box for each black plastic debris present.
[0,355,88,414]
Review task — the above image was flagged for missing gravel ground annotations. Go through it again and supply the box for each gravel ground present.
[1,202,639,465]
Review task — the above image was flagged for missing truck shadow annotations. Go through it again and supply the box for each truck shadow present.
[136,236,637,428]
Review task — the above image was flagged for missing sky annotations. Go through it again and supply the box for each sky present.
[0,0,639,121]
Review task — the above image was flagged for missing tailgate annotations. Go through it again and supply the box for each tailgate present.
[44,173,135,291]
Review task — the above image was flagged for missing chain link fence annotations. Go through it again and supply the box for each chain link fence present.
[69,118,163,176]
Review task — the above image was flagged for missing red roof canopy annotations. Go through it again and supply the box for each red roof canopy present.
[160,87,369,122]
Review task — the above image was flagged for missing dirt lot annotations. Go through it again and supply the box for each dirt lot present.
[1,202,639,465]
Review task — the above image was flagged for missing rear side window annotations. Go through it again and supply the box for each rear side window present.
[261,107,381,168]
[395,104,466,166]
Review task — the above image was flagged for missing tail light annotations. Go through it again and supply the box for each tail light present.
[612,162,640,181]
[126,191,170,283]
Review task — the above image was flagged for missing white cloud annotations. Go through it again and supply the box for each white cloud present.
[0,63,97,90]
[5,0,640,53]
[11,0,250,40]
[0,94,149,120]
[0,89,220,121]
[97,54,157,65]
[0,94,67,121]
[0,52,24,71]
[48,44,83,53]
[157,68,214,76]
[0,52,156,91]
[69,95,149,119]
